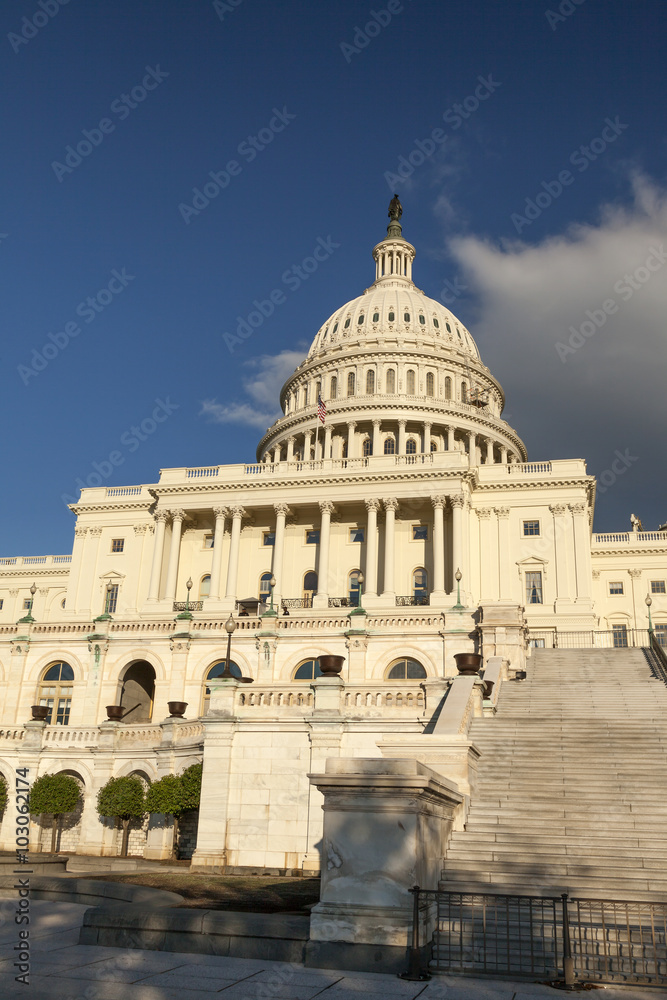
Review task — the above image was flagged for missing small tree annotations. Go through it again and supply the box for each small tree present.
[180,763,202,812]
[97,776,146,858]
[0,773,8,814]
[29,773,81,853]
[146,773,187,859]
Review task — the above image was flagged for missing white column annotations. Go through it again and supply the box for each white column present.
[324,425,333,459]
[372,419,381,457]
[423,421,432,454]
[272,503,289,605]
[346,421,356,459]
[209,507,227,600]
[431,496,446,595]
[451,495,465,593]
[447,426,455,452]
[382,498,398,597]
[315,501,335,604]
[164,509,185,601]
[225,506,245,600]
[398,419,407,455]
[286,436,295,462]
[550,503,573,604]
[273,443,281,463]
[477,508,495,600]
[570,502,592,602]
[467,431,477,466]
[495,507,511,600]
[147,512,168,601]
[499,444,508,464]
[364,499,380,597]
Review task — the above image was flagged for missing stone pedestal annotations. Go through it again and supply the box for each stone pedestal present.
[307,758,462,971]
[478,602,526,671]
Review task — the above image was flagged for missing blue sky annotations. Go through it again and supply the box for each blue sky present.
[3,0,667,555]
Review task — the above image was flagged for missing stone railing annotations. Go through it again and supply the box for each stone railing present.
[592,532,667,545]
[235,684,426,714]
[0,728,25,743]
[237,689,314,710]
[105,486,144,497]
[0,555,72,567]
[43,727,99,745]
[343,686,425,712]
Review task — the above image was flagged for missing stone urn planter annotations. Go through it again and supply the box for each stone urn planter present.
[30,705,49,722]
[482,679,495,699]
[318,655,345,676]
[105,705,124,722]
[454,652,483,676]
[167,701,188,718]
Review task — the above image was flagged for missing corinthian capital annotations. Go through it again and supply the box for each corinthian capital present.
[430,495,447,510]
[154,510,169,524]
[212,506,227,519]
[230,505,246,520]
[169,509,186,522]
[365,498,381,513]
[274,503,291,517]
[549,504,567,516]
[319,500,336,516]
[450,494,466,509]
[383,497,399,512]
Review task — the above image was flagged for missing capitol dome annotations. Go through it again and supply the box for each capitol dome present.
[256,204,527,466]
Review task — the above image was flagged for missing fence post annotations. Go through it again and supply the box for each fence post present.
[561,892,575,988]
[399,885,431,982]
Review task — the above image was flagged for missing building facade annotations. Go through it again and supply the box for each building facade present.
[0,209,665,867]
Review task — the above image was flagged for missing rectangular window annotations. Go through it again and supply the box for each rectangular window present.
[651,580,666,594]
[306,529,320,544]
[349,527,364,543]
[111,538,124,553]
[203,534,214,549]
[263,532,275,546]
[609,581,624,595]
[655,625,667,648]
[0,599,3,610]
[105,583,118,614]
[23,599,32,610]
[528,638,545,648]
[612,624,628,648]
[412,525,428,541]
[526,571,543,604]
[523,520,540,536]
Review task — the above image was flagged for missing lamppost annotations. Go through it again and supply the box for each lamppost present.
[349,571,365,615]
[19,583,37,624]
[95,581,116,622]
[263,575,277,617]
[452,568,464,611]
[176,578,194,620]
[646,593,654,636]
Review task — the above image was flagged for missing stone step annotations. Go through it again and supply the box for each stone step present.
[449,830,666,849]
[436,879,663,902]
[443,858,667,879]
[439,869,667,893]
[445,844,667,861]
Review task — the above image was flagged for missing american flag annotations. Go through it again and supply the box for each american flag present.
[317,394,326,424]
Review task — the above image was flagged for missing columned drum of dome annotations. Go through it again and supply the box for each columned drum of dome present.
[257,209,527,467]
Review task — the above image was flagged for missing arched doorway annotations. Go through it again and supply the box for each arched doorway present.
[119,662,156,722]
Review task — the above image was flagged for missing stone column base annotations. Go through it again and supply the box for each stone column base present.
[190,849,227,873]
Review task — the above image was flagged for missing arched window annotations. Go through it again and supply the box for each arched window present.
[430,440,437,452]
[119,661,155,723]
[461,381,468,403]
[357,314,364,325]
[330,375,338,399]
[199,575,211,599]
[348,570,362,607]
[342,441,348,458]
[293,659,322,681]
[259,572,273,599]
[302,387,308,408]
[384,437,396,455]
[413,568,428,600]
[388,311,395,322]
[406,369,416,395]
[386,369,396,394]
[404,312,410,322]
[38,663,74,725]
[426,372,435,397]
[385,658,427,680]
[433,317,440,329]
[445,376,452,400]
[406,439,417,454]
[366,370,375,394]
[362,438,372,457]
[419,314,425,325]
[372,312,379,322]
[303,571,318,604]
[202,660,242,713]
[347,372,355,397]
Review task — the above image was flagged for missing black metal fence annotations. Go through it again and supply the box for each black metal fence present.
[404,888,667,986]
[527,628,653,649]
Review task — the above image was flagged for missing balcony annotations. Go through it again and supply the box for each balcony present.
[592,532,667,547]
[0,555,72,569]
[173,601,204,612]
[396,595,430,606]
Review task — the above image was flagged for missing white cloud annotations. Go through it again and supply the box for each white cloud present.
[443,174,667,527]
[199,349,305,431]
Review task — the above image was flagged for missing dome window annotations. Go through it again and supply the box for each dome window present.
[344,318,351,329]
[333,323,338,333]
[433,318,440,329]
[366,370,375,394]
[419,315,425,325]
[406,369,416,395]
[357,315,364,324]
[426,372,435,397]
[384,437,396,455]
[385,369,396,394]
[457,329,462,339]
[446,322,452,332]
[372,312,379,322]
[406,439,417,455]
[322,328,328,340]
[347,372,356,397]
[388,311,395,322]
[404,312,410,322]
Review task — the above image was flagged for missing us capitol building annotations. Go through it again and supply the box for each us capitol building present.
[0,202,665,868]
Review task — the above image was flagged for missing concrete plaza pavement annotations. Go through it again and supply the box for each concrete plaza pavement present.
[0,900,660,1000]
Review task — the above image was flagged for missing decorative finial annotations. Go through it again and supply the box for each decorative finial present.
[387,194,403,237]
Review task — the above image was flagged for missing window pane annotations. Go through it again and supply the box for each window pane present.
[609,582,624,595]
[526,571,543,604]
[523,521,540,536]
[263,532,275,546]
[207,661,241,679]
[651,581,666,594]
[412,525,428,540]
[306,530,320,544]
[350,528,364,543]
[384,438,395,455]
